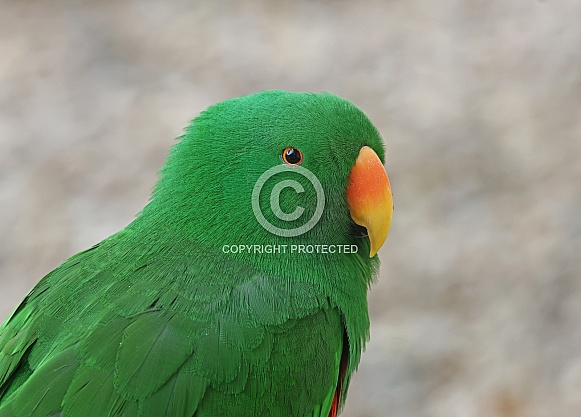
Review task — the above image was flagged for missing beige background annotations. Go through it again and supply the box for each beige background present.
[1,1,580,416]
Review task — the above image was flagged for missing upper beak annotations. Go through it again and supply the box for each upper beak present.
[346,146,393,257]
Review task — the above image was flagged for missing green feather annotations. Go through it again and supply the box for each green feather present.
[77,313,132,371]
[10,346,79,417]
[138,370,205,417]
[61,368,120,417]
[114,311,196,400]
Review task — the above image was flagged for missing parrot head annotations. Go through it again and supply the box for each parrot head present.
[140,90,392,276]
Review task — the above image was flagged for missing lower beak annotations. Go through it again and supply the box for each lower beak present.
[346,146,393,257]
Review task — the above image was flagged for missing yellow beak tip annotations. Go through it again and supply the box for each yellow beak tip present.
[347,146,393,259]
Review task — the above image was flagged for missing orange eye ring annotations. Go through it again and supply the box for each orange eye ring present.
[282,147,303,166]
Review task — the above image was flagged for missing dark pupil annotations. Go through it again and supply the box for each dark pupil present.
[285,148,301,164]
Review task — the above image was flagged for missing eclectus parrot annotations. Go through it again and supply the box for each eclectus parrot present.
[0,91,393,416]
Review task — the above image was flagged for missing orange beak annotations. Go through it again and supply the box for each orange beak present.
[347,146,393,257]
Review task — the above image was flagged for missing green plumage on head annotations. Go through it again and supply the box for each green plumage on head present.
[0,90,393,416]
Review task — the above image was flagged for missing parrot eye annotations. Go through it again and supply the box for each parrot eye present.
[282,147,303,166]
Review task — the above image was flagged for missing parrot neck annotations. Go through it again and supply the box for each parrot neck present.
[119,206,377,299]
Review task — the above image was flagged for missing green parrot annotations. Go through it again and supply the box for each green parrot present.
[0,90,393,417]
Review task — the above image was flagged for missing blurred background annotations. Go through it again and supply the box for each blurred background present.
[0,1,580,416]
